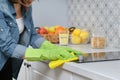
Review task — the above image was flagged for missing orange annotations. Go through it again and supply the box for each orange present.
[55,26,65,34]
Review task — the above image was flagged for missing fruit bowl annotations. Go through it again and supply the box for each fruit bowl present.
[40,34,59,44]
[36,25,67,44]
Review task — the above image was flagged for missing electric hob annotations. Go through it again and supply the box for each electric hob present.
[78,51,120,63]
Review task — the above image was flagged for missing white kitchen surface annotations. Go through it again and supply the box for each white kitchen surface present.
[62,61,120,80]
[59,44,120,80]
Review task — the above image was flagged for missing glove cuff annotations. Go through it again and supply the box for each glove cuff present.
[25,48,43,61]
[40,40,56,49]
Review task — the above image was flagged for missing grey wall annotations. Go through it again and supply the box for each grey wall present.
[32,0,68,27]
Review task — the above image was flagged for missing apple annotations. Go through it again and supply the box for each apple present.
[39,27,48,34]
[36,28,41,34]
[44,26,49,31]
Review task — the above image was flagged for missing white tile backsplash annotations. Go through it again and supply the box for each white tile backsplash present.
[68,0,120,48]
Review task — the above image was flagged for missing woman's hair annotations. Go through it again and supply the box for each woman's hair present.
[9,0,32,4]
[9,0,19,3]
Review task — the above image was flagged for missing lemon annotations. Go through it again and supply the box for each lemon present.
[79,30,89,44]
[71,36,81,44]
[72,28,81,36]
[80,30,89,39]
[81,38,88,44]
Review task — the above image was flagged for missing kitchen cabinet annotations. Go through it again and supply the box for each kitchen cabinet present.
[17,60,31,80]
[30,61,73,80]
[18,61,91,80]
[18,44,120,80]
[72,73,91,80]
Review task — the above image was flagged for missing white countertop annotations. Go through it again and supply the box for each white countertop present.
[60,44,120,80]
[62,61,120,80]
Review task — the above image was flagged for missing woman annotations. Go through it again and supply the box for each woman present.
[0,0,82,80]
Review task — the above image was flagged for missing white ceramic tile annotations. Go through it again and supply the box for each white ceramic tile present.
[68,0,120,48]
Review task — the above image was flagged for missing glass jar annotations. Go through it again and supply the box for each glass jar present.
[59,30,69,46]
[91,27,106,48]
